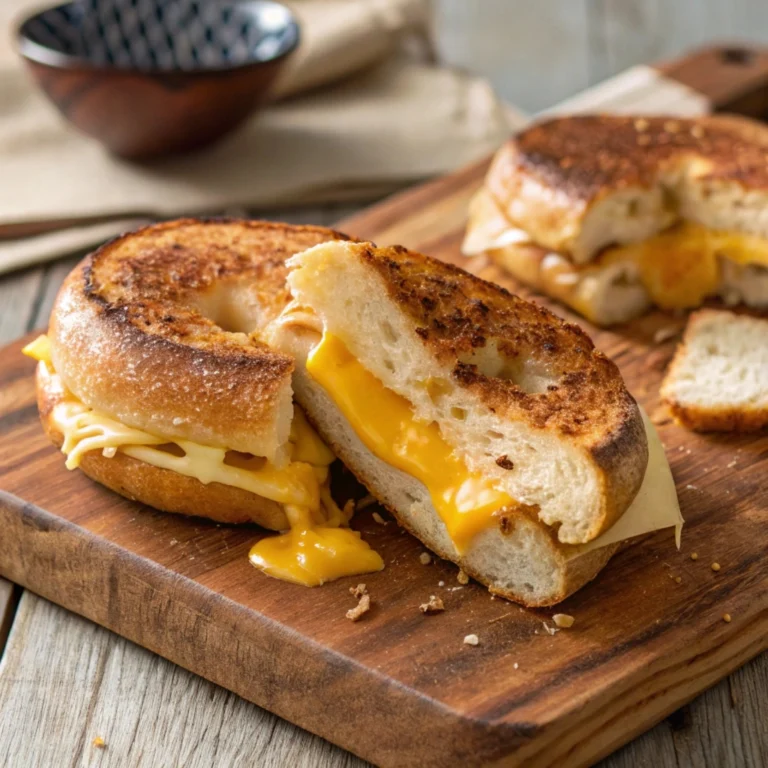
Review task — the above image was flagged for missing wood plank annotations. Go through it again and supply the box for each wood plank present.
[0,267,44,344]
[0,578,15,658]
[0,592,365,768]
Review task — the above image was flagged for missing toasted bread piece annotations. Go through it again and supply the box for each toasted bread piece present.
[50,218,350,462]
[278,240,648,547]
[661,310,768,432]
[484,115,768,264]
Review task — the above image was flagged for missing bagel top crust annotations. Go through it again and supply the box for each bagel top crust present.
[49,219,350,461]
[358,243,644,453]
[486,114,768,261]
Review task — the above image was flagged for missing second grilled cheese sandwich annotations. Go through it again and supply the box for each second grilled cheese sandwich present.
[464,115,768,325]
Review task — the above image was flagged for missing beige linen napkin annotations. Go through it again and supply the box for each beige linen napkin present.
[0,0,519,275]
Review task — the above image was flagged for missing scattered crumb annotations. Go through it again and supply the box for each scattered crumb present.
[723,613,732,623]
[92,736,106,749]
[513,662,519,670]
[727,460,737,468]
[675,576,682,584]
[438,580,445,587]
[685,484,697,491]
[419,552,432,566]
[463,634,479,646]
[691,125,705,139]
[634,118,649,132]
[371,511,387,525]
[419,595,445,614]
[349,583,368,598]
[346,593,371,622]
[457,570,470,585]
[552,613,575,629]
[542,622,558,636]
[357,495,378,512]
[637,134,651,146]
[690,552,699,561]
[169,538,178,546]
[488,611,514,624]
[449,586,464,592]
[711,562,721,572]
[664,119,681,133]
[653,326,678,344]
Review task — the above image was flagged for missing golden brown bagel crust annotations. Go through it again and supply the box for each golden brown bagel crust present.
[357,242,648,531]
[49,219,350,461]
[488,114,768,259]
[36,362,290,529]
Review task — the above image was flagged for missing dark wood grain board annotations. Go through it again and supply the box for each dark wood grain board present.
[1,46,768,767]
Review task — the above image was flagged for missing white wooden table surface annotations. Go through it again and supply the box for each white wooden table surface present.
[1,2,767,765]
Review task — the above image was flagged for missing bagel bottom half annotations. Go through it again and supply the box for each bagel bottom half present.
[36,361,291,529]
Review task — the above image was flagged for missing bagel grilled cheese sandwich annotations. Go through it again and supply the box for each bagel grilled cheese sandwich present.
[271,240,683,606]
[463,115,768,325]
[26,220,384,587]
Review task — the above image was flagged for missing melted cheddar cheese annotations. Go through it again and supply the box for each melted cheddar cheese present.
[602,221,768,308]
[306,333,513,553]
[23,335,383,587]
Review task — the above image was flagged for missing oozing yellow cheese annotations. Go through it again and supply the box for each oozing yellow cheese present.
[249,502,384,586]
[22,334,52,365]
[306,333,513,553]
[601,221,768,308]
[23,335,383,587]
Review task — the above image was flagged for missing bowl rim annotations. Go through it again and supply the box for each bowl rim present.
[15,0,301,76]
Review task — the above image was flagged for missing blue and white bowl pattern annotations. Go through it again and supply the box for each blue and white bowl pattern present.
[22,0,299,71]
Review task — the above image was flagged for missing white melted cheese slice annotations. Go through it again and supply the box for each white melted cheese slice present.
[572,408,683,557]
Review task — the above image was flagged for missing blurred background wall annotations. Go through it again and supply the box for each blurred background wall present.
[435,0,768,113]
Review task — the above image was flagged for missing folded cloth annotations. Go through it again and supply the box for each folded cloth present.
[0,0,520,275]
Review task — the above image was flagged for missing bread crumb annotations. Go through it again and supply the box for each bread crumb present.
[542,622,558,636]
[419,552,432,565]
[346,593,371,622]
[371,511,387,525]
[457,570,469,585]
[349,583,368,598]
[675,576,682,584]
[419,595,445,614]
[169,538,178,546]
[690,552,699,561]
[552,613,575,628]
[357,495,378,512]
[634,118,649,132]
[711,562,721,572]
[513,662,519,669]
[723,613,732,623]
[463,634,479,646]
[92,736,106,748]
[653,326,678,344]
[637,134,651,146]
[691,125,705,139]
[664,120,681,133]
[438,580,445,587]
[727,460,737,468]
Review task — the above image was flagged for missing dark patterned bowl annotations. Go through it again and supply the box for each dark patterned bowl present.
[16,0,300,158]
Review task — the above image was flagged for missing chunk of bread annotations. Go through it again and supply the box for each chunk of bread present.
[661,310,768,432]
[278,240,647,546]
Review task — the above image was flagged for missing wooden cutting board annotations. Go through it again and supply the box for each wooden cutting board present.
[1,46,767,768]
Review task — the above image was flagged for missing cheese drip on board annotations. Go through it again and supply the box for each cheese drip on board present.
[23,335,383,587]
[306,333,513,553]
